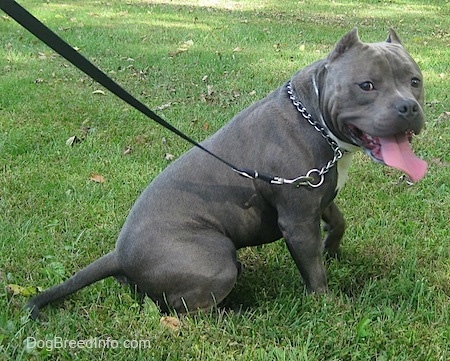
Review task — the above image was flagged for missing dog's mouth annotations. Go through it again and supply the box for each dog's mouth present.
[347,125,427,182]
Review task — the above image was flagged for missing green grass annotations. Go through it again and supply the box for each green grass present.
[1,0,449,359]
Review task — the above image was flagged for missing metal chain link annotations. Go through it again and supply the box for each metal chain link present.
[286,81,345,187]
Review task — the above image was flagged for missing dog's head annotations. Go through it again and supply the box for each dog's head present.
[321,28,427,182]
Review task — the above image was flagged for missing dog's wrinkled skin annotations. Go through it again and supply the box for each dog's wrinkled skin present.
[26,29,426,318]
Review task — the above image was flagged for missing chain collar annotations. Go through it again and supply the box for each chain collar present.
[286,80,345,187]
[232,81,346,188]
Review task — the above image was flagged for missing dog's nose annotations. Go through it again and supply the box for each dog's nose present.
[396,99,420,117]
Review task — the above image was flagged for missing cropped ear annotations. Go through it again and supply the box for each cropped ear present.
[327,28,361,63]
[386,28,403,45]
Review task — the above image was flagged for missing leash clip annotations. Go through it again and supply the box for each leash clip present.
[271,175,316,187]
[234,169,316,187]
[272,169,324,188]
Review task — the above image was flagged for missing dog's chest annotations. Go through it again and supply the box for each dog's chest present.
[326,132,358,192]
[335,152,354,191]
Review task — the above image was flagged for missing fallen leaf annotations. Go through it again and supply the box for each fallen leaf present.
[436,111,450,123]
[156,102,171,111]
[160,316,180,331]
[168,50,183,58]
[231,90,240,99]
[92,89,106,95]
[233,47,242,52]
[426,99,440,107]
[6,284,40,297]
[169,40,194,57]
[90,174,105,183]
[182,39,194,47]
[66,135,81,146]
[165,153,175,161]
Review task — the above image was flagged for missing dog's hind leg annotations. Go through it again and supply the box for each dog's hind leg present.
[130,234,240,314]
[322,202,346,258]
[25,251,122,319]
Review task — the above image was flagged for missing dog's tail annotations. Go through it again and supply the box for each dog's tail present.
[25,251,121,319]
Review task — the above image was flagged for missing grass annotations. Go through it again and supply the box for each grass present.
[1,0,449,359]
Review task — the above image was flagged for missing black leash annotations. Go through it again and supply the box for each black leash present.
[0,0,314,186]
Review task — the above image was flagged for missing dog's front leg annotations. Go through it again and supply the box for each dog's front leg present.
[279,216,328,293]
[322,201,346,258]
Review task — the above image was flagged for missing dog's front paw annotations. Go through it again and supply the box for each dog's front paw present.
[324,246,342,261]
[322,202,346,259]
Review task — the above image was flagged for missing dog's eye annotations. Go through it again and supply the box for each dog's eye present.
[359,81,375,91]
[411,77,421,88]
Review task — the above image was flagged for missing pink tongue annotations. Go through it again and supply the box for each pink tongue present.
[379,134,427,182]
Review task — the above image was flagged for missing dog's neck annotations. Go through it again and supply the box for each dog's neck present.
[287,80,355,191]
[311,75,359,154]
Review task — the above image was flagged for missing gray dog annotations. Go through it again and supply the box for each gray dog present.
[26,28,427,318]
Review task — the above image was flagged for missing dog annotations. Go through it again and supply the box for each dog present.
[26,28,427,318]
